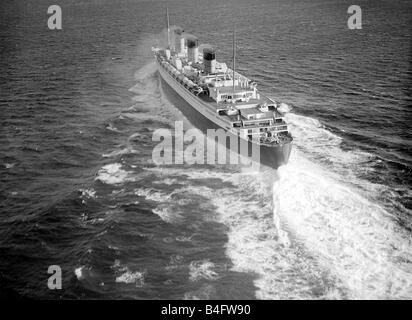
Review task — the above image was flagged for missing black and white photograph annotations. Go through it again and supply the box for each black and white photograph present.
[0,0,411,304]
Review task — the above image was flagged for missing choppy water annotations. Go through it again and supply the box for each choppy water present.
[1,0,411,299]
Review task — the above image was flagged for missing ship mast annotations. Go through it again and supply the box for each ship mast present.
[166,8,170,49]
[232,27,236,101]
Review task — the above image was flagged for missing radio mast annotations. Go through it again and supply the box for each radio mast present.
[232,27,236,100]
[166,8,170,48]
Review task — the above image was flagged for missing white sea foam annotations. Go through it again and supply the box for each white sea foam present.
[143,166,236,183]
[79,188,96,198]
[206,172,334,299]
[176,234,196,242]
[95,163,129,184]
[159,157,412,299]
[112,259,145,287]
[106,123,119,132]
[115,270,145,287]
[285,113,374,177]
[275,152,412,299]
[102,148,138,158]
[74,266,85,280]
[278,102,292,113]
[134,187,184,222]
[132,60,412,298]
[128,62,161,104]
[152,205,182,224]
[121,112,171,125]
[132,61,157,82]
[134,187,175,202]
[189,260,220,282]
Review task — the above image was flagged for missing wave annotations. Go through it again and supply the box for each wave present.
[151,157,412,299]
[189,260,220,282]
[276,154,412,299]
[134,187,175,202]
[152,205,183,224]
[115,270,145,287]
[206,171,340,299]
[79,188,96,199]
[112,259,145,287]
[74,266,85,280]
[124,59,412,299]
[95,163,129,185]
[277,102,292,113]
[105,123,119,132]
[133,61,158,83]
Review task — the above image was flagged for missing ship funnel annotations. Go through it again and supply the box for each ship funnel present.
[203,47,216,74]
[173,26,185,55]
[186,35,199,63]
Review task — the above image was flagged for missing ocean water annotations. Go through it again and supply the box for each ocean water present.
[0,0,411,299]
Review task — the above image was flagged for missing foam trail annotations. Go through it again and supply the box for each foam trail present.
[134,61,157,82]
[274,108,412,298]
[129,46,411,299]
[278,102,292,113]
[258,167,291,246]
[164,168,338,299]
[271,169,290,246]
[276,151,412,299]
[95,163,129,185]
[129,62,159,97]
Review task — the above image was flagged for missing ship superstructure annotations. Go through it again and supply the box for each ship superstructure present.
[152,11,293,168]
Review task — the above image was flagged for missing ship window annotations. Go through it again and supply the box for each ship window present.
[248,129,252,134]
[227,95,232,100]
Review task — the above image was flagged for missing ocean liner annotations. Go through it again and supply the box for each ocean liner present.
[152,10,292,169]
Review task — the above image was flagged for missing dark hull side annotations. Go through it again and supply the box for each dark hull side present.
[159,75,292,170]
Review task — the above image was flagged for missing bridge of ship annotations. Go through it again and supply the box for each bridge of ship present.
[155,50,288,133]
[198,92,288,132]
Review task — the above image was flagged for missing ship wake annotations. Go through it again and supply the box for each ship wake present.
[120,62,412,299]
[273,153,412,299]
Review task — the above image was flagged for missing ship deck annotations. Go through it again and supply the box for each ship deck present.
[198,92,284,118]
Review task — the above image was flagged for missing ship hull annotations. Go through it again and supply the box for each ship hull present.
[157,62,292,169]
